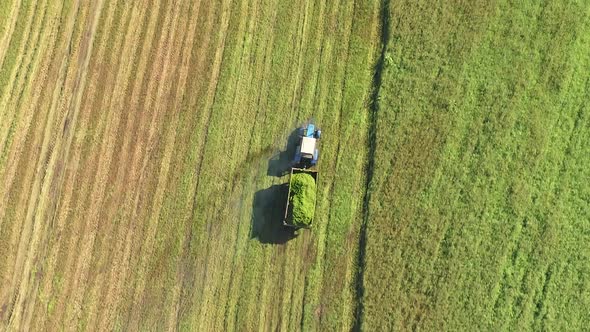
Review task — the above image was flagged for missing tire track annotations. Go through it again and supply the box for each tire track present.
[4,0,58,245]
[43,0,123,328]
[0,0,52,311]
[47,0,118,237]
[229,3,308,327]
[1,0,64,233]
[0,2,53,270]
[297,0,345,329]
[12,0,97,326]
[314,0,376,329]
[287,0,312,122]
[195,0,250,324]
[309,0,358,325]
[259,1,314,327]
[0,0,51,248]
[84,0,173,327]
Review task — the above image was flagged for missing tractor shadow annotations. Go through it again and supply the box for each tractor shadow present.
[267,128,300,177]
[251,184,298,244]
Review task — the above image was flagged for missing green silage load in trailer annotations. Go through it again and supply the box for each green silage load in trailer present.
[290,173,316,227]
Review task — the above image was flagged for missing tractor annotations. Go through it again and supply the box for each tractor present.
[293,122,321,168]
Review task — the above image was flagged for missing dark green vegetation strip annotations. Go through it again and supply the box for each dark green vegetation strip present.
[362,0,590,330]
[354,0,389,329]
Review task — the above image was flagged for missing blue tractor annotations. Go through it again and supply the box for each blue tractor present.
[293,122,321,168]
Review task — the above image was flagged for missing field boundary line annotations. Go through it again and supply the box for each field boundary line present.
[353,0,390,330]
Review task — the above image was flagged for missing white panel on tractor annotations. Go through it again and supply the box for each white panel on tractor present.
[301,136,316,156]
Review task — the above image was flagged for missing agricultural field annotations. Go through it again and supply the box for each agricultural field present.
[0,0,588,331]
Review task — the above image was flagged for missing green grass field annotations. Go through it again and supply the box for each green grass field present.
[361,1,590,330]
[0,0,588,330]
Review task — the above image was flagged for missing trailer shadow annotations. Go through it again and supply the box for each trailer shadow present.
[251,184,298,244]
[267,128,300,177]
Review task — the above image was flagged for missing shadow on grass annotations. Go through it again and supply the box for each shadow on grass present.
[251,184,298,244]
[267,128,300,177]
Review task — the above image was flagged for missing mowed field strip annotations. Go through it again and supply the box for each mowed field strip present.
[0,0,380,330]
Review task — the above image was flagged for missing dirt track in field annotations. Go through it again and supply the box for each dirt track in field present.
[0,0,380,330]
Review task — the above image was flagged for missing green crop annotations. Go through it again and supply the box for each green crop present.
[290,173,316,227]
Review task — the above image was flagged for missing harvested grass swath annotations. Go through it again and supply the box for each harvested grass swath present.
[290,173,316,227]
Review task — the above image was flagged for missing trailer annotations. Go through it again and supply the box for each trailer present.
[283,167,318,229]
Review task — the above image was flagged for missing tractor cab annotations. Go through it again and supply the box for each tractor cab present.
[293,123,321,168]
